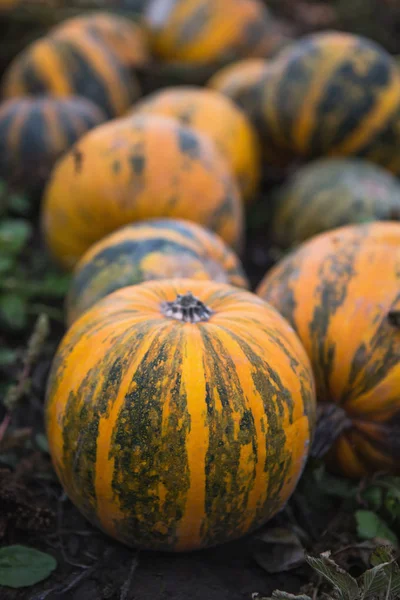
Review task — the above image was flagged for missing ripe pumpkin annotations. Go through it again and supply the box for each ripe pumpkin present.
[66,218,249,324]
[51,12,150,69]
[46,278,316,551]
[144,0,285,67]
[42,114,244,270]
[270,158,400,248]
[252,31,400,171]
[208,58,270,109]
[257,222,400,478]
[129,86,261,203]
[0,95,106,196]
[1,34,140,118]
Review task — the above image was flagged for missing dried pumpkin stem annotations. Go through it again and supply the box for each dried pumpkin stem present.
[161,292,213,323]
[311,403,352,459]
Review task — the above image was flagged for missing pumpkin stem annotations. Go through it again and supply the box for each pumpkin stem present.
[311,403,352,459]
[388,310,400,328]
[161,292,213,323]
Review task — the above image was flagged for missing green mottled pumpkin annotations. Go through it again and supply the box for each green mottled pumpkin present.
[252,31,400,172]
[46,278,316,551]
[0,95,106,195]
[66,218,249,324]
[270,158,400,248]
[1,33,140,118]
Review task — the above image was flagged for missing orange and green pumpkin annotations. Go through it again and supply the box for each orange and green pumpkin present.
[1,34,140,118]
[129,86,261,203]
[42,114,244,270]
[51,11,150,69]
[257,221,400,478]
[46,278,316,551]
[66,218,249,324]
[207,58,270,110]
[252,31,400,172]
[0,95,106,195]
[144,0,285,67]
[270,158,400,248]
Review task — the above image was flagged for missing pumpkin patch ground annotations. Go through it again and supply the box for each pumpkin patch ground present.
[1,1,400,599]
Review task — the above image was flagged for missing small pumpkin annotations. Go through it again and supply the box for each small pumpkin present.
[2,34,140,118]
[251,31,400,171]
[66,218,249,324]
[0,95,106,196]
[51,11,150,69]
[144,0,285,67]
[257,222,400,478]
[42,114,244,270]
[270,158,400,248]
[129,86,261,203]
[46,278,316,551]
[208,58,270,109]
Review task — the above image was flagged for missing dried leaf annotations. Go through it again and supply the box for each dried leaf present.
[253,527,305,573]
[306,552,359,600]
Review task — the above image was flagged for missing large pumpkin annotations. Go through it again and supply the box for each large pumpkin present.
[0,95,106,195]
[257,222,400,478]
[42,115,244,269]
[270,158,400,248]
[252,31,400,172]
[51,12,150,69]
[46,278,316,551]
[1,34,140,118]
[129,86,261,202]
[66,218,249,324]
[144,0,285,66]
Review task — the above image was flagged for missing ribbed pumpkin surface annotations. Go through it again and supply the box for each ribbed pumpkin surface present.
[51,11,150,69]
[66,218,249,324]
[130,86,261,202]
[144,0,284,65]
[46,278,315,551]
[270,158,400,248]
[1,34,140,118]
[42,115,244,269]
[254,31,400,171]
[208,58,270,109]
[257,222,400,478]
[0,96,106,194]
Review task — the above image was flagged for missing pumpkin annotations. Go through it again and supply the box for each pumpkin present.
[208,58,270,109]
[252,31,400,172]
[42,114,244,270]
[144,0,285,67]
[51,12,150,69]
[129,86,261,203]
[270,158,400,248]
[0,95,106,196]
[46,278,316,551]
[1,34,140,118]
[66,218,249,324]
[257,222,400,478]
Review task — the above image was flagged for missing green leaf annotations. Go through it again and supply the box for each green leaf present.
[0,219,32,256]
[361,563,391,598]
[362,486,383,511]
[356,511,398,546]
[0,293,28,330]
[35,433,49,454]
[0,348,17,367]
[0,545,56,588]
[306,552,359,600]
[7,192,31,216]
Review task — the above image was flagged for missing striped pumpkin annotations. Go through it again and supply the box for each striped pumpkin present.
[270,158,400,248]
[46,278,316,551]
[0,95,105,195]
[66,218,249,324]
[51,12,150,69]
[253,32,400,172]
[42,115,244,270]
[208,58,270,110]
[144,0,285,66]
[257,222,400,478]
[1,34,140,118]
[129,86,261,203]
